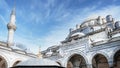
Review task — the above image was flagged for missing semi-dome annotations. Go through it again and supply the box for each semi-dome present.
[115,21,120,29]
[17,58,59,66]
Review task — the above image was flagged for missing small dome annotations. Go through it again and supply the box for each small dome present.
[106,15,112,22]
[76,24,79,29]
[89,20,96,26]
[69,28,74,33]
[17,58,59,66]
[97,16,103,24]
[115,21,120,29]
[71,32,85,37]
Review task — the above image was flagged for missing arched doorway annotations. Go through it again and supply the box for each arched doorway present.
[92,54,109,68]
[67,54,87,68]
[13,61,21,67]
[114,50,120,68]
[0,56,7,68]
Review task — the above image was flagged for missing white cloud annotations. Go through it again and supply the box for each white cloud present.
[37,5,120,52]
[87,5,120,20]
[2,1,120,54]
[3,4,120,54]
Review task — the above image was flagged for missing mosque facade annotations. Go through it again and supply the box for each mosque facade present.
[42,15,120,68]
[0,8,120,68]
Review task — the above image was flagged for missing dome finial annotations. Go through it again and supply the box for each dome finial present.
[37,46,42,59]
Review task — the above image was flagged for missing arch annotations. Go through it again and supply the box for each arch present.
[90,51,109,62]
[63,52,88,67]
[0,55,8,68]
[56,61,62,66]
[11,58,23,67]
[113,49,120,68]
[0,52,9,68]
[92,54,109,68]
[110,47,120,61]
[66,53,88,68]
[12,60,21,67]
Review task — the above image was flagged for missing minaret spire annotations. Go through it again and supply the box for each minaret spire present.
[11,0,16,15]
[7,1,16,46]
[11,7,16,15]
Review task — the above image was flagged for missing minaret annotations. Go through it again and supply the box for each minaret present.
[7,8,16,46]
[37,47,43,59]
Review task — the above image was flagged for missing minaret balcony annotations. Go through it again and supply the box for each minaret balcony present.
[7,23,16,31]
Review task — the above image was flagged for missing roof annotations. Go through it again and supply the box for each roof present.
[17,58,59,66]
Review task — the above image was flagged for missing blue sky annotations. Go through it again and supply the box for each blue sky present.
[0,0,120,53]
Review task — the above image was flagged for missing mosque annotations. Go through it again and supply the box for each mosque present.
[41,15,120,68]
[0,7,120,68]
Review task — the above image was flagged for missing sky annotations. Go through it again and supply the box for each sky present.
[0,0,120,53]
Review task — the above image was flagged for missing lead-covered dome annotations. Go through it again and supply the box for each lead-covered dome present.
[17,58,59,66]
[115,21,120,29]
[106,15,113,22]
